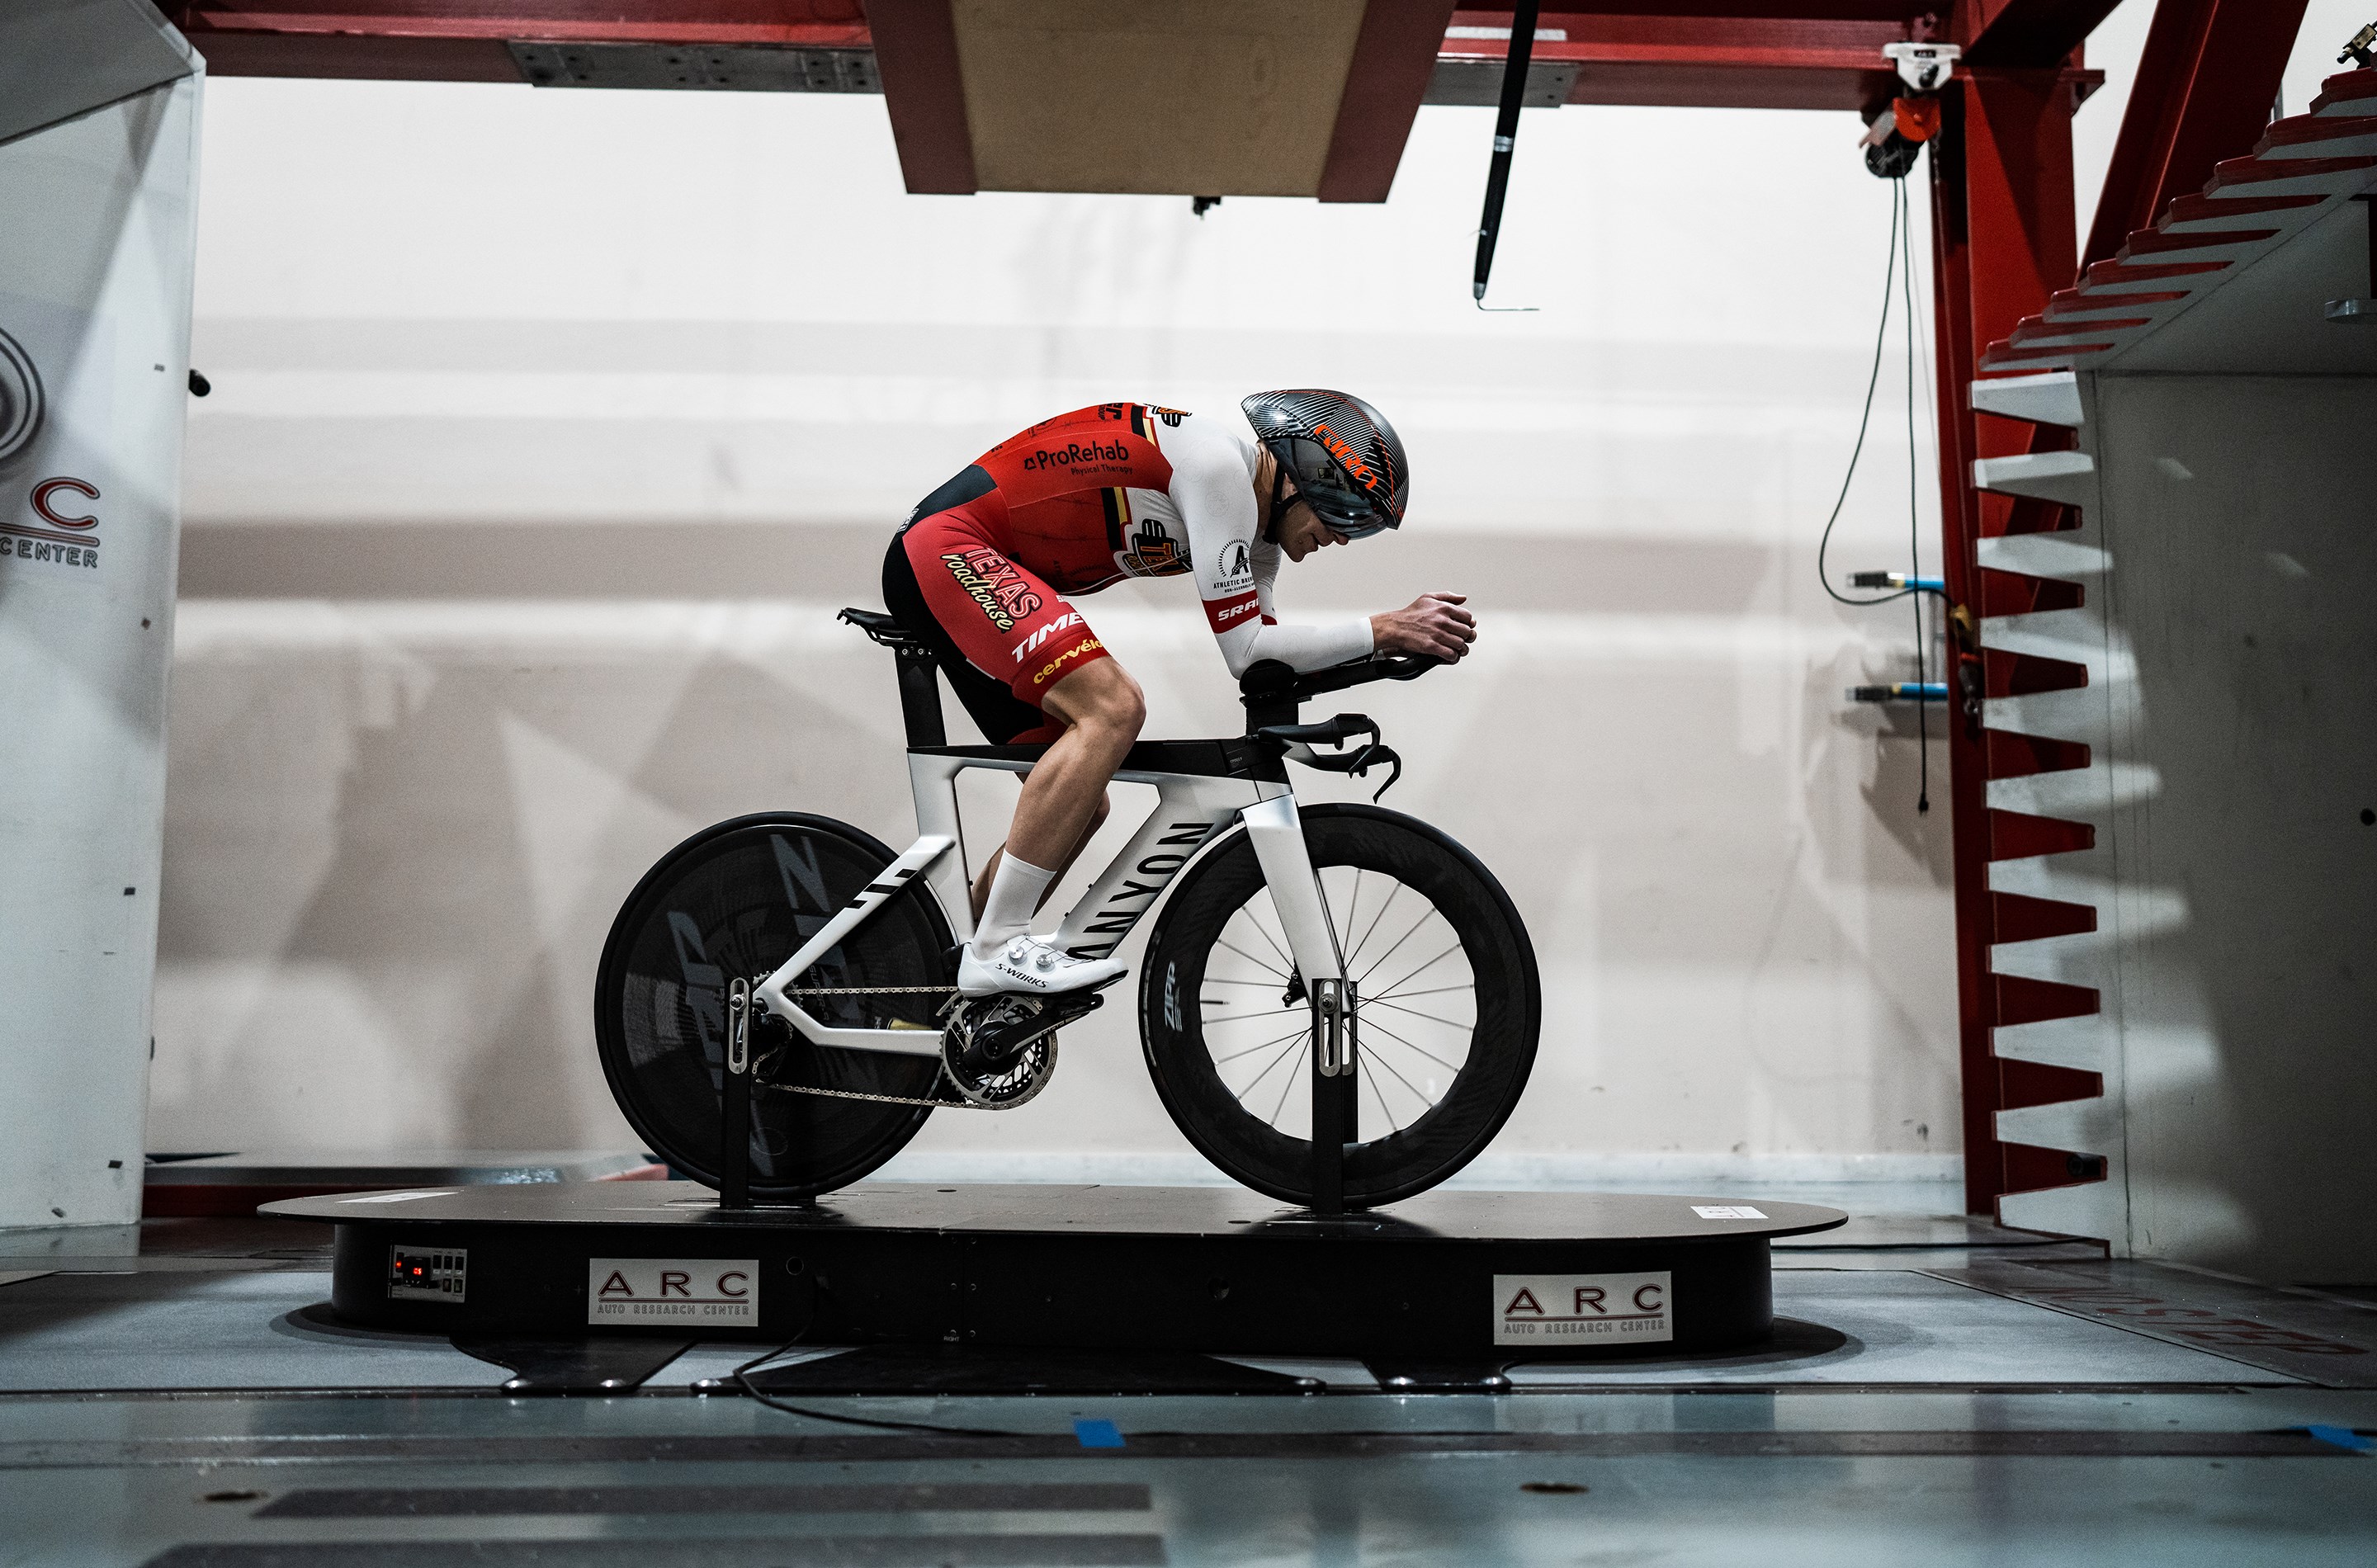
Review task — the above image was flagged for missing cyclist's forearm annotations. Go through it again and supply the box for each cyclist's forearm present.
[1217,616,1373,679]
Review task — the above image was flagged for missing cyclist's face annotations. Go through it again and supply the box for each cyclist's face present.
[1275,484,1351,562]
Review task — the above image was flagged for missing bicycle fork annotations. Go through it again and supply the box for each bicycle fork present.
[1240,794,1360,1212]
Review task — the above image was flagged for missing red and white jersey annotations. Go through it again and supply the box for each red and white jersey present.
[964,403,1373,678]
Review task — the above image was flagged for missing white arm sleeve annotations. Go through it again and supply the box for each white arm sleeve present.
[1165,416,1373,681]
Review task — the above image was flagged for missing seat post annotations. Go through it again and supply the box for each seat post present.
[896,647,947,749]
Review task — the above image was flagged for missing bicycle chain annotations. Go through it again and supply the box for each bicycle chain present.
[756,1075,974,1111]
[758,985,966,1109]
[753,985,1058,1109]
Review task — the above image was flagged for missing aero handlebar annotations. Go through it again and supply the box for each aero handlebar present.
[1237,652,1444,712]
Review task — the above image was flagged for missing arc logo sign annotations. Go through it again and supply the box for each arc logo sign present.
[587,1257,759,1326]
[0,323,101,573]
[1493,1271,1671,1345]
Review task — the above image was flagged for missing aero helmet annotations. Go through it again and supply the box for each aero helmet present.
[1240,389,1408,540]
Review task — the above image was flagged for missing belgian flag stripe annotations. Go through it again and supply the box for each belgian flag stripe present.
[1129,404,1148,440]
[1101,488,1127,552]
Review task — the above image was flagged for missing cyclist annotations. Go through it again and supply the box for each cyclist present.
[882,390,1475,999]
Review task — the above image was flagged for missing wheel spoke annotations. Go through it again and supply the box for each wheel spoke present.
[1358,1055,1403,1136]
[1361,936,1463,993]
[1266,1041,1305,1126]
[1203,1005,1302,1027]
[1214,1023,1313,1065]
[1348,881,1401,967]
[1337,868,1366,961]
[1212,937,1288,980]
[1240,906,1295,974]
[1365,980,1474,1004]
[1361,1030,1440,1106]
[1233,1032,1306,1108]
[1353,905,1442,987]
[1359,1014,1467,1077]
[1362,994,1477,1032]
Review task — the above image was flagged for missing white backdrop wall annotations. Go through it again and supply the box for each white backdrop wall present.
[150,67,1984,1184]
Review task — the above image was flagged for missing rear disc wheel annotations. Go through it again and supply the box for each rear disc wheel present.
[594,813,952,1201]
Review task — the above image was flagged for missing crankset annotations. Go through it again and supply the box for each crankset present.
[938,991,1102,1108]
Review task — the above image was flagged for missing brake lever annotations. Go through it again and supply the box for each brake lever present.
[1265,719,1403,801]
[1345,741,1401,801]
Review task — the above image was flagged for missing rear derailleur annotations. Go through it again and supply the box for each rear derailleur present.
[938,989,1102,1108]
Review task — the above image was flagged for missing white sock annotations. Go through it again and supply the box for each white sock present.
[971,854,1056,957]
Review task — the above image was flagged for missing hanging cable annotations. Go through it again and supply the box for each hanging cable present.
[1897,176,1930,815]
[1815,182,1914,610]
[1818,169,1940,816]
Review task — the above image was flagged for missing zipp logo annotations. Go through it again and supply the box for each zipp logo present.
[1014,611,1085,664]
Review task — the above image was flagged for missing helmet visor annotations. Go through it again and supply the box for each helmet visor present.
[1269,436,1396,536]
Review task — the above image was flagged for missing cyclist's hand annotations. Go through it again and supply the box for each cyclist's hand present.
[1370,593,1476,662]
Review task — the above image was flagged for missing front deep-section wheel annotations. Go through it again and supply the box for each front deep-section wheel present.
[1140,804,1539,1207]
[595,813,952,1201]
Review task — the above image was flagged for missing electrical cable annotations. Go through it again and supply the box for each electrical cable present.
[729,1314,1032,1439]
[1817,165,1940,816]
[1897,175,1930,815]
[1815,177,1916,610]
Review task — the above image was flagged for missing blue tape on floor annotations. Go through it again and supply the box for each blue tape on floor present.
[2303,1425,2374,1453]
[1074,1419,1125,1449]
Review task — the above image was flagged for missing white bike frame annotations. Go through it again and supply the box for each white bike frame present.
[750,751,1345,1057]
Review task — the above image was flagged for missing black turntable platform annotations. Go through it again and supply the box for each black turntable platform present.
[267,1183,1845,1361]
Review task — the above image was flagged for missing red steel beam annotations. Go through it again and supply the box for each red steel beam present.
[865,0,973,195]
[1443,10,1913,111]
[1927,66,2088,1215]
[1320,0,1462,203]
[2082,0,2313,267]
[1949,0,2122,66]
[171,2,868,45]
[173,5,1939,114]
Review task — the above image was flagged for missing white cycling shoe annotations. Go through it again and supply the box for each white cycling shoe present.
[957,935,1127,999]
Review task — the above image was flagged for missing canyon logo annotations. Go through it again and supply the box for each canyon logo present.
[0,325,101,573]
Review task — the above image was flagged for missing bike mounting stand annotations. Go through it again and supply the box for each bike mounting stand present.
[1309,977,1356,1214]
[721,976,754,1211]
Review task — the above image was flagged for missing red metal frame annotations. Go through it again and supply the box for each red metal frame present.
[865,0,972,196]
[2082,0,2313,266]
[149,2,2314,1215]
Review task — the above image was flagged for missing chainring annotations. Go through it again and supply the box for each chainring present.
[939,992,1102,1108]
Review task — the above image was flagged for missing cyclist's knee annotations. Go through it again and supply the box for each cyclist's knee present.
[1047,659,1143,741]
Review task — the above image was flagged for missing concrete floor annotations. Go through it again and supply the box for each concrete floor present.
[2,1189,2374,1566]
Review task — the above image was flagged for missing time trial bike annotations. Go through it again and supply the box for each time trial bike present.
[593,608,1540,1210]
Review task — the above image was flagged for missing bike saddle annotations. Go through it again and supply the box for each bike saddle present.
[839,607,924,649]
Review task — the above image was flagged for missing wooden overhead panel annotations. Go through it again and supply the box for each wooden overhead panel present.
[952,0,1368,196]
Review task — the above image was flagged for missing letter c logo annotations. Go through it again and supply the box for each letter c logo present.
[33,477,97,529]
[717,1270,749,1299]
